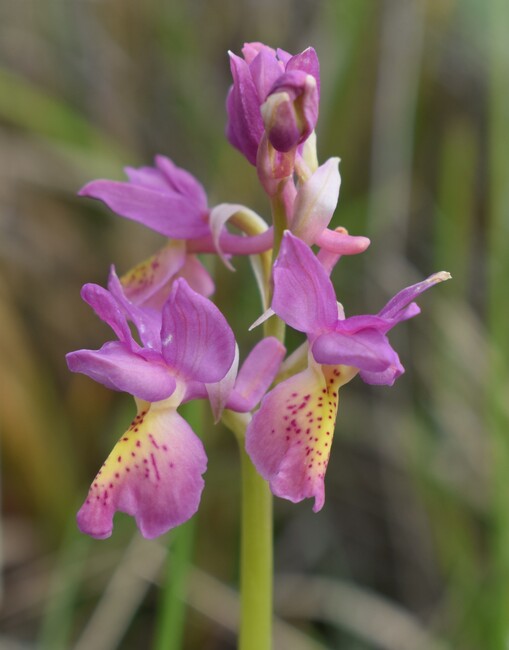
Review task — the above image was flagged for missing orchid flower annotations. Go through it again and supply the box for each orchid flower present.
[79,154,369,262]
[66,271,235,539]
[79,154,274,261]
[226,42,320,164]
[120,239,215,306]
[286,156,370,256]
[246,231,451,511]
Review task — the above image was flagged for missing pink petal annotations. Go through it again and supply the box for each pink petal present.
[226,52,264,165]
[108,268,162,352]
[314,228,371,255]
[246,359,349,512]
[265,70,319,150]
[291,158,341,244]
[378,272,451,322]
[359,362,404,386]
[209,203,244,270]
[286,47,320,94]
[272,231,337,333]
[77,403,207,539]
[161,279,235,383]
[80,283,135,349]
[124,166,170,191]
[242,42,278,65]
[261,90,301,153]
[206,345,240,422]
[276,47,292,65]
[66,341,176,402]
[226,337,286,412]
[249,49,284,101]
[79,180,210,239]
[311,329,399,374]
[177,255,215,298]
[154,155,208,211]
[120,242,186,307]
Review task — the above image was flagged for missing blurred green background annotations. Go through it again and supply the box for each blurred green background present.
[1,0,508,648]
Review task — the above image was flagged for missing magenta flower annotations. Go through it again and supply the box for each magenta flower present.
[79,155,274,261]
[120,240,215,308]
[246,232,450,511]
[226,42,320,164]
[79,154,369,261]
[80,155,210,239]
[67,272,236,539]
[286,157,370,256]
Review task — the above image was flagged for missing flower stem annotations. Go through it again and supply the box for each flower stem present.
[221,410,273,650]
[270,187,288,262]
[238,445,273,650]
[224,178,290,650]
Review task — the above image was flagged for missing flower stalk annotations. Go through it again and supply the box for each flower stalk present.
[239,447,273,650]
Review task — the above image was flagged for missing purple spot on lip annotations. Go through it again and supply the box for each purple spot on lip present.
[149,434,160,449]
[150,453,160,481]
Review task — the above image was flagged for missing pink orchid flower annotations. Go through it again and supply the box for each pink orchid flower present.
[67,273,235,539]
[246,232,450,511]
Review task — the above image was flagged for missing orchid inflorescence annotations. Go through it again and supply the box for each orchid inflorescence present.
[67,42,450,541]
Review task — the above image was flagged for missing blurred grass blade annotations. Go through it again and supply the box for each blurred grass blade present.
[154,520,196,650]
[38,521,91,650]
[435,118,476,296]
[0,67,129,162]
[488,0,509,648]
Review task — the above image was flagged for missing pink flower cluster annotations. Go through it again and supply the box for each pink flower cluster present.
[68,42,449,539]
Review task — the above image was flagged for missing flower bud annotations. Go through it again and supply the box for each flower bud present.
[261,71,319,153]
[226,43,320,165]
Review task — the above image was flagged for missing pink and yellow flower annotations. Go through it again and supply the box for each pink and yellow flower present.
[246,232,451,510]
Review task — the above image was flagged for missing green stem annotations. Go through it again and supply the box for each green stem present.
[266,185,288,342]
[270,188,288,262]
[238,447,273,650]
[220,364,275,650]
[222,410,273,650]
[224,178,290,650]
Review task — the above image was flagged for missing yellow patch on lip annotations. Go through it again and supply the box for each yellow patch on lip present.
[84,392,186,512]
[281,364,353,491]
[121,241,186,306]
[84,407,163,510]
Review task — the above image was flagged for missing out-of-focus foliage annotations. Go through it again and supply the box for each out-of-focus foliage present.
[0,1,507,649]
